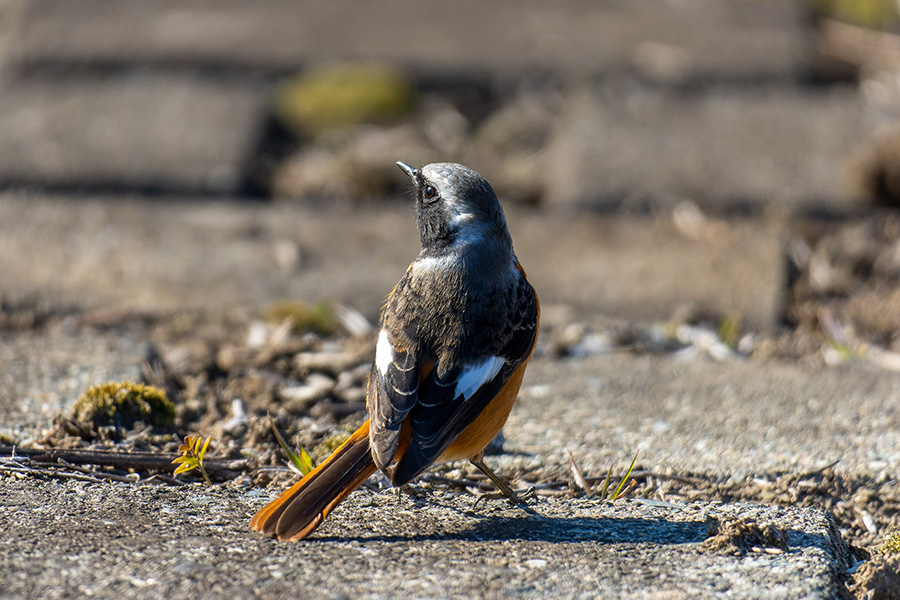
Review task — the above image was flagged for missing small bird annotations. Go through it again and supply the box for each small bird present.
[250,162,539,541]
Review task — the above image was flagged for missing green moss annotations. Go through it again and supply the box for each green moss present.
[315,432,350,458]
[263,300,337,336]
[72,382,175,429]
[811,0,899,28]
[883,529,900,554]
[274,63,415,136]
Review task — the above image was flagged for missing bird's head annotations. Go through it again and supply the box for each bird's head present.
[396,162,511,255]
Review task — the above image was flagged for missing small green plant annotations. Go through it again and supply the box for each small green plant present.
[172,434,212,485]
[600,451,639,501]
[826,339,856,362]
[315,431,352,456]
[269,416,314,476]
[718,313,742,350]
[569,449,639,501]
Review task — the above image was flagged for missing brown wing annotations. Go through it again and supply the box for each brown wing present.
[391,274,538,486]
[367,331,419,472]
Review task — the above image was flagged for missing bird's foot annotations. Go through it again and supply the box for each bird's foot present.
[472,485,535,509]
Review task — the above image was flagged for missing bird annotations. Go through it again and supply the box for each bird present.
[250,161,539,541]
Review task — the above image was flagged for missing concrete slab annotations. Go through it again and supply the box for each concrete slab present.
[546,83,874,212]
[0,73,266,193]
[0,196,785,329]
[0,0,850,205]
[513,354,900,478]
[0,477,850,600]
[15,0,806,80]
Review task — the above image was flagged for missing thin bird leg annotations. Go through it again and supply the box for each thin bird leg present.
[469,452,526,506]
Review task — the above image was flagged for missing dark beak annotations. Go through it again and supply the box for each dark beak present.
[395,161,419,184]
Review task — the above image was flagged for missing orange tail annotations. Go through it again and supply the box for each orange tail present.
[250,419,377,541]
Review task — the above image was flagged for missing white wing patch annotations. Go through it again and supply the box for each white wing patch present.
[454,356,505,401]
[375,329,393,375]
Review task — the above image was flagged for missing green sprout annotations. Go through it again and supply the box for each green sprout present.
[172,434,212,485]
[718,313,742,350]
[600,451,639,501]
[269,416,314,476]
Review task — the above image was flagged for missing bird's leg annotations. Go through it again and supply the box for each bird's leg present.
[469,452,532,506]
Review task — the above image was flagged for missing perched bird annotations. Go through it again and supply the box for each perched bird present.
[250,162,539,541]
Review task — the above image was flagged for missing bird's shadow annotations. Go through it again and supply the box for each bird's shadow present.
[315,515,704,544]
[313,514,829,550]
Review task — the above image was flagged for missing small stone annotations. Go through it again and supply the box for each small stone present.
[279,373,334,410]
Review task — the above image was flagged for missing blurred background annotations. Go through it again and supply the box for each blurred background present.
[2,0,900,434]
[1,0,898,205]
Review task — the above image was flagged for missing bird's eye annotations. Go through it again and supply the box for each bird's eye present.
[423,185,437,200]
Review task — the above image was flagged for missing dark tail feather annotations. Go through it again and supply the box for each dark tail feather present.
[250,419,376,541]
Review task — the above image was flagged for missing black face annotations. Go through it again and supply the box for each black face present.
[396,162,510,255]
[413,170,454,251]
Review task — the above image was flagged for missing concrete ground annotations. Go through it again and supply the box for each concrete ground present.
[1,199,895,599]
[0,479,851,600]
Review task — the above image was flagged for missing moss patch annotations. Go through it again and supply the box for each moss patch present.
[812,0,900,29]
[71,382,175,430]
[263,300,338,336]
[883,529,900,554]
[274,63,415,136]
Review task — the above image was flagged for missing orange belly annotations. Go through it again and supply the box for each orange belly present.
[437,361,529,462]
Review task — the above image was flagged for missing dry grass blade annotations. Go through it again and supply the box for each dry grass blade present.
[567,448,593,495]
[718,313,742,350]
[0,457,134,484]
[56,458,139,483]
[567,449,638,500]
[421,474,494,491]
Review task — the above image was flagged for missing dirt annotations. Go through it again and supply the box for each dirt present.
[848,553,900,600]
[784,211,900,353]
[699,516,790,556]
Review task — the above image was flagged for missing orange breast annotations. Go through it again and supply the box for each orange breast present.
[436,361,530,462]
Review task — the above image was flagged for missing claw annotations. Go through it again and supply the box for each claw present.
[468,453,523,504]
[467,452,537,508]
